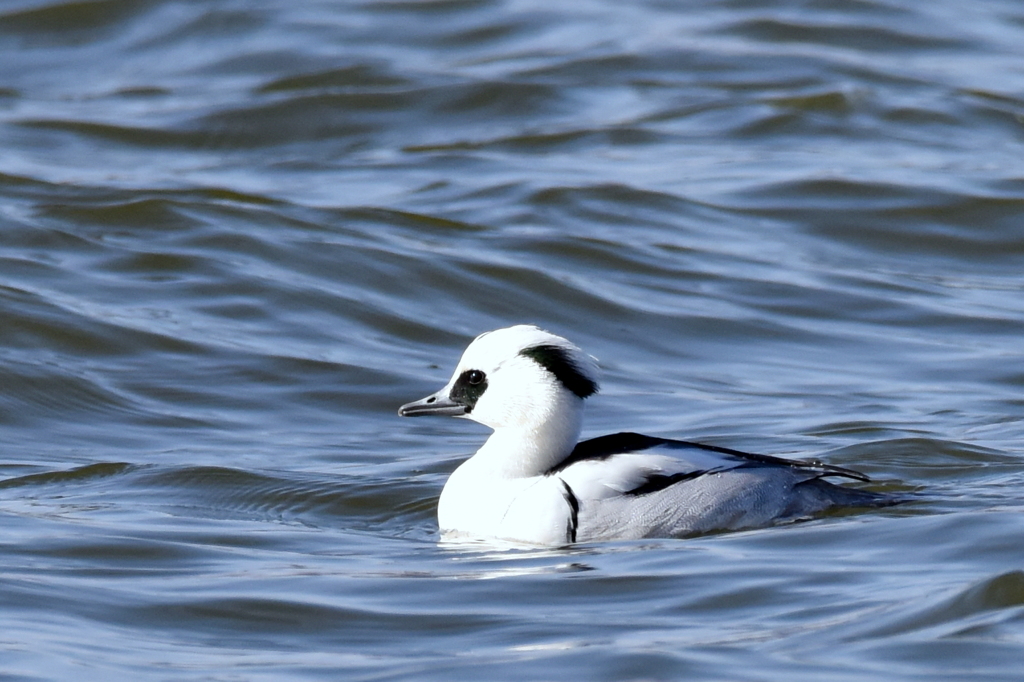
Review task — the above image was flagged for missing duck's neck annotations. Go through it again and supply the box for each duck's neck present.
[472,404,584,478]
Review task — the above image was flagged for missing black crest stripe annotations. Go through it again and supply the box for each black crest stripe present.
[519,344,598,399]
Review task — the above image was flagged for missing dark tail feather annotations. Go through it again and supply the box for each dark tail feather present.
[796,478,907,510]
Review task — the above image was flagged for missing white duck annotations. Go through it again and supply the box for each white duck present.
[399,325,896,546]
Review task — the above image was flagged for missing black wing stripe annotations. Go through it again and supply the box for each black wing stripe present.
[547,432,667,474]
[547,432,870,482]
[560,479,579,544]
[624,470,711,496]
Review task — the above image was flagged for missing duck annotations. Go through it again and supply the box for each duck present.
[398,324,898,546]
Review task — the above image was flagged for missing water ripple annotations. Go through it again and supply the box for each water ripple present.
[3,0,1024,679]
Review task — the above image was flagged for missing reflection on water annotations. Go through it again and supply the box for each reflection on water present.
[2,0,1024,680]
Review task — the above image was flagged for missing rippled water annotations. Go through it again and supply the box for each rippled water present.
[2,0,1024,679]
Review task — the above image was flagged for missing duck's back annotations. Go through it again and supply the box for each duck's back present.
[554,433,897,542]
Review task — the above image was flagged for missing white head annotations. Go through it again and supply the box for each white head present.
[399,325,600,469]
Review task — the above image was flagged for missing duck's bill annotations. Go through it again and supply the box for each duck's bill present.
[398,391,467,417]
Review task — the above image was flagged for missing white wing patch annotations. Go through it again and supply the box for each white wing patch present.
[557,442,743,502]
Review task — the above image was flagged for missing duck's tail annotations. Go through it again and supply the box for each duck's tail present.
[796,477,909,510]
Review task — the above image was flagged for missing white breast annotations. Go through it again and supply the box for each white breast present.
[438,461,572,545]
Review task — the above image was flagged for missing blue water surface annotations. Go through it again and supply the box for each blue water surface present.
[2,0,1024,680]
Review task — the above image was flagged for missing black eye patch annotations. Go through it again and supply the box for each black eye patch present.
[450,369,488,412]
[519,344,598,399]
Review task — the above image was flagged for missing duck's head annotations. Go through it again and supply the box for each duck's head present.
[398,325,600,433]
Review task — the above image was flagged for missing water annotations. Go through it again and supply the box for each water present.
[2,0,1024,679]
